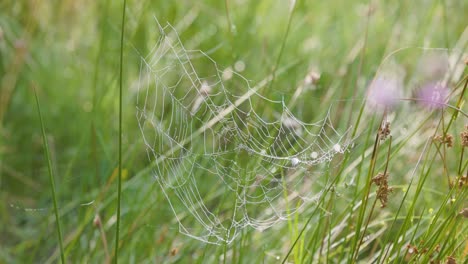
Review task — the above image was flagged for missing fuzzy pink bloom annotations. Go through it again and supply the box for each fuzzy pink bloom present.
[417,82,449,109]
[367,76,402,110]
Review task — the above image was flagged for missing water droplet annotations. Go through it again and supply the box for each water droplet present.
[222,67,233,80]
[234,60,246,72]
[291,157,300,166]
[230,25,237,34]
[333,144,341,152]
[310,151,318,159]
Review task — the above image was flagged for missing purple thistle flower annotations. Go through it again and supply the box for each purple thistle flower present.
[367,76,402,111]
[417,82,450,109]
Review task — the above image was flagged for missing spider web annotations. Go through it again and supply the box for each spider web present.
[136,20,352,244]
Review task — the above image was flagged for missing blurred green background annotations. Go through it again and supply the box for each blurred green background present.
[1,0,467,263]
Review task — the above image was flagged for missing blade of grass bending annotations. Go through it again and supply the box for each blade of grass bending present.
[33,86,66,264]
[114,0,126,262]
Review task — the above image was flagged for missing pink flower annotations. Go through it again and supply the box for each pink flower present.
[367,76,402,111]
[417,82,449,109]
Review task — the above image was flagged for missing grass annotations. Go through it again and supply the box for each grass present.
[1,0,467,263]
[32,85,65,263]
[114,0,127,262]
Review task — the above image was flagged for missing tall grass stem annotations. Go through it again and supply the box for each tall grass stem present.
[114,0,127,262]
[33,86,66,264]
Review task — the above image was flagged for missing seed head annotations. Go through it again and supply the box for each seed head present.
[93,214,102,228]
[379,121,391,141]
[445,256,456,264]
[433,134,453,148]
[372,172,393,208]
[459,208,468,218]
[460,125,468,147]
[170,247,179,256]
[458,175,467,188]
[304,70,320,85]
[406,244,419,255]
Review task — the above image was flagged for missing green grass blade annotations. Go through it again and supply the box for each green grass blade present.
[33,86,66,264]
[114,0,127,262]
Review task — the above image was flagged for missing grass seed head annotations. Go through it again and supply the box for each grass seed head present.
[304,70,320,85]
[460,125,468,147]
[372,172,393,208]
[93,214,102,228]
[170,247,179,256]
[459,208,468,218]
[433,134,453,148]
[458,175,467,188]
[405,244,419,260]
[445,256,456,264]
[379,121,391,141]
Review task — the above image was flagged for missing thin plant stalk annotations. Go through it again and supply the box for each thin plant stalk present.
[259,0,297,102]
[356,135,393,259]
[349,113,384,262]
[33,85,66,264]
[114,0,126,262]
[224,0,233,36]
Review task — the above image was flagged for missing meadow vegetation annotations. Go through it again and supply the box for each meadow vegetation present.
[1,0,467,263]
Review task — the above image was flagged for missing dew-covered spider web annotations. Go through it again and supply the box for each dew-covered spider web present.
[136,21,353,244]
